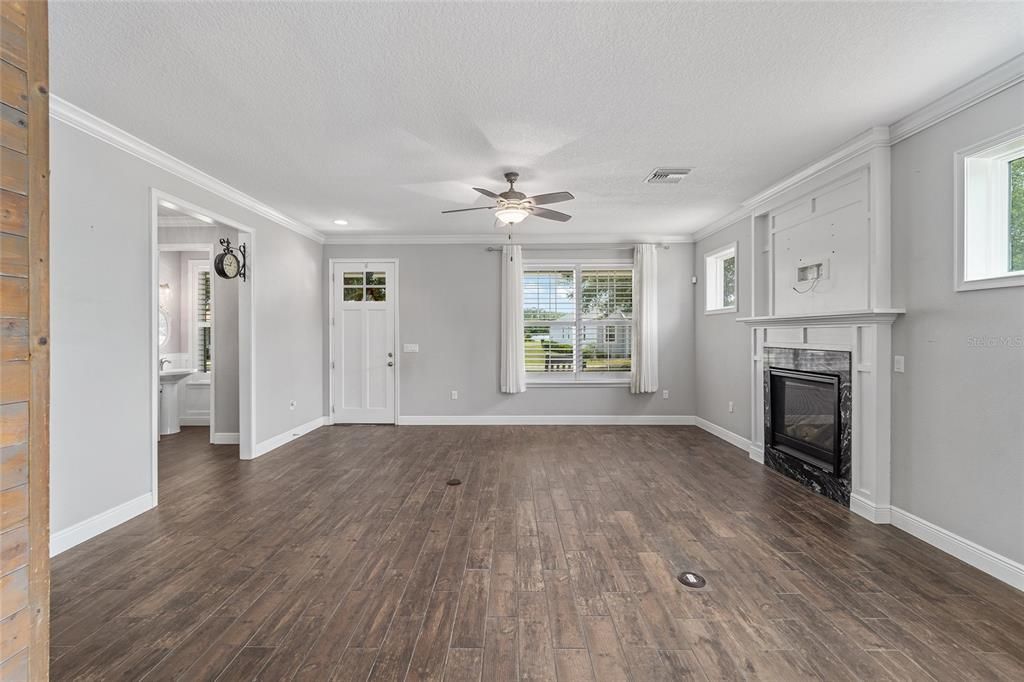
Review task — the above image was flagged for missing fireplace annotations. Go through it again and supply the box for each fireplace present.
[768,368,841,474]
[761,347,852,507]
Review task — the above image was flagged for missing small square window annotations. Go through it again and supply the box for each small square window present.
[957,130,1024,291]
[704,243,737,313]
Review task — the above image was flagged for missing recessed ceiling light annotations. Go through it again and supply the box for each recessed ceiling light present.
[194,214,214,224]
[159,200,178,210]
[333,219,349,226]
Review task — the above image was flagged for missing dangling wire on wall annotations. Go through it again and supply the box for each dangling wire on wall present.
[792,278,821,295]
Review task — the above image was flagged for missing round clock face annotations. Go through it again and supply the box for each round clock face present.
[216,252,240,279]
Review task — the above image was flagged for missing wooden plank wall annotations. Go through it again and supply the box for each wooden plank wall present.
[0,1,49,679]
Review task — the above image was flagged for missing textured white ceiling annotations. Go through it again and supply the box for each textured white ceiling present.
[52,2,1023,238]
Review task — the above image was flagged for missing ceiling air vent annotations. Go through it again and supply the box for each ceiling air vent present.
[644,167,693,184]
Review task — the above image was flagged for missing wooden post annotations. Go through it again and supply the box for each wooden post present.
[1,1,49,678]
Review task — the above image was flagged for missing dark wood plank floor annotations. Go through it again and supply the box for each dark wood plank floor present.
[51,425,1024,681]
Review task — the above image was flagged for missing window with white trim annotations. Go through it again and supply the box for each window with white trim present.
[523,263,632,383]
[189,261,212,374]
[958,131,1024,290]
[704,243,737,313]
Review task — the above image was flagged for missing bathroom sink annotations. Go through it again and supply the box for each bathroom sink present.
[159,369,195,384]
[158,370,196,437]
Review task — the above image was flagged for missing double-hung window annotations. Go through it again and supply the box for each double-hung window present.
[957,129,1024,290]
[523,262,633,384]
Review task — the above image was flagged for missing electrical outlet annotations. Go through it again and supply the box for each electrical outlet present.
[289,400,296,410]
[450,390,458,400]
[894,355,905,373]
[662,389,669,400]
[728,401,734,413]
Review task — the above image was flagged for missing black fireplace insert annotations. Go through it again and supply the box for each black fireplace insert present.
[768,367,841,473]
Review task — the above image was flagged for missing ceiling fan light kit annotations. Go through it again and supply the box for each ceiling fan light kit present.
[441,171,574,225]
[494,206,530,224]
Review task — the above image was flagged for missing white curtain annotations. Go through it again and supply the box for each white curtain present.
[631,243,659,393]
[500,244,527,393]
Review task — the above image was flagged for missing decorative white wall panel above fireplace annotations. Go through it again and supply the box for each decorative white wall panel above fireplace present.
[741,127,896,320]
[770,171,871,315]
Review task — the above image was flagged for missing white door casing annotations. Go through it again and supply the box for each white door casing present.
[331,260,397,424]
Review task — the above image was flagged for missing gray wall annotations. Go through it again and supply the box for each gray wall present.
[694,218,752,438]
[157,252,183,353]
[322,244,696,418]
[51,119,324,535]
[890,82,1024,564]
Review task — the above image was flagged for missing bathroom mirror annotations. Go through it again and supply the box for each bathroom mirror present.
[158,308,170,348]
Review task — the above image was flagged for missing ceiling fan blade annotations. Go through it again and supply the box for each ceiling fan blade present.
[528,191,574,206]
[473,187,500,199]
[441,206,495,214]
[530,207,572,222]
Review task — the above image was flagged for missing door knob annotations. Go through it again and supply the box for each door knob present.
[387,361,394,367]
[387,352,393,358]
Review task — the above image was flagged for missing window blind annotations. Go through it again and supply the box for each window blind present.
[195,269,212,373]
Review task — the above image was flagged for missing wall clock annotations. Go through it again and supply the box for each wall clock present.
[214,238,247,281]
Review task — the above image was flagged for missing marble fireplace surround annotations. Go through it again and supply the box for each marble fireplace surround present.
[764,347,853,507]
[743,310,903,523]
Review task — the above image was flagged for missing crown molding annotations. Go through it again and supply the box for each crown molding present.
[889,52,1024,144]
[691,126,891,244]
[50,95,325,244]
[741,126,892,211]
[693,53,1024,243]
[692,207,751,243]
[321,232,694,246]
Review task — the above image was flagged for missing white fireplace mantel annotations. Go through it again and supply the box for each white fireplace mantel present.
[746,313,903,524]
[738,308,905,327]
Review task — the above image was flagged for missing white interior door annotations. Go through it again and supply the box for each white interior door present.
[332,261,397,424]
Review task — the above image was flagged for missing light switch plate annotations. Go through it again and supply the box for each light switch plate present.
[894,355,905,373]
[403,344,419,353]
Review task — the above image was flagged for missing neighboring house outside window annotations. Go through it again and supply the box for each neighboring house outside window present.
[704,242,737,313]
[523,263,633,384]
[957,130,1024,290]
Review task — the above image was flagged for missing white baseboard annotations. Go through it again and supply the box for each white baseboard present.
[179,417,210,427]
[396,415,696,426]
[252,416,326,459]
[889,506,1024,592]
[748,443,764,463]
[850,494,892,524]
[694,417,751,452]
[50,492,154,557]
[212,432,240,445]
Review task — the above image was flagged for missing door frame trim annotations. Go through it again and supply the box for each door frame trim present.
[150,189,258,507]
[328,258,400,425]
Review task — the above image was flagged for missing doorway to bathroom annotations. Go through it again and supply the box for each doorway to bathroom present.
[151,190,256,504]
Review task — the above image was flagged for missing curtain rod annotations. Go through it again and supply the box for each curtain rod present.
[485,244,670,252]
